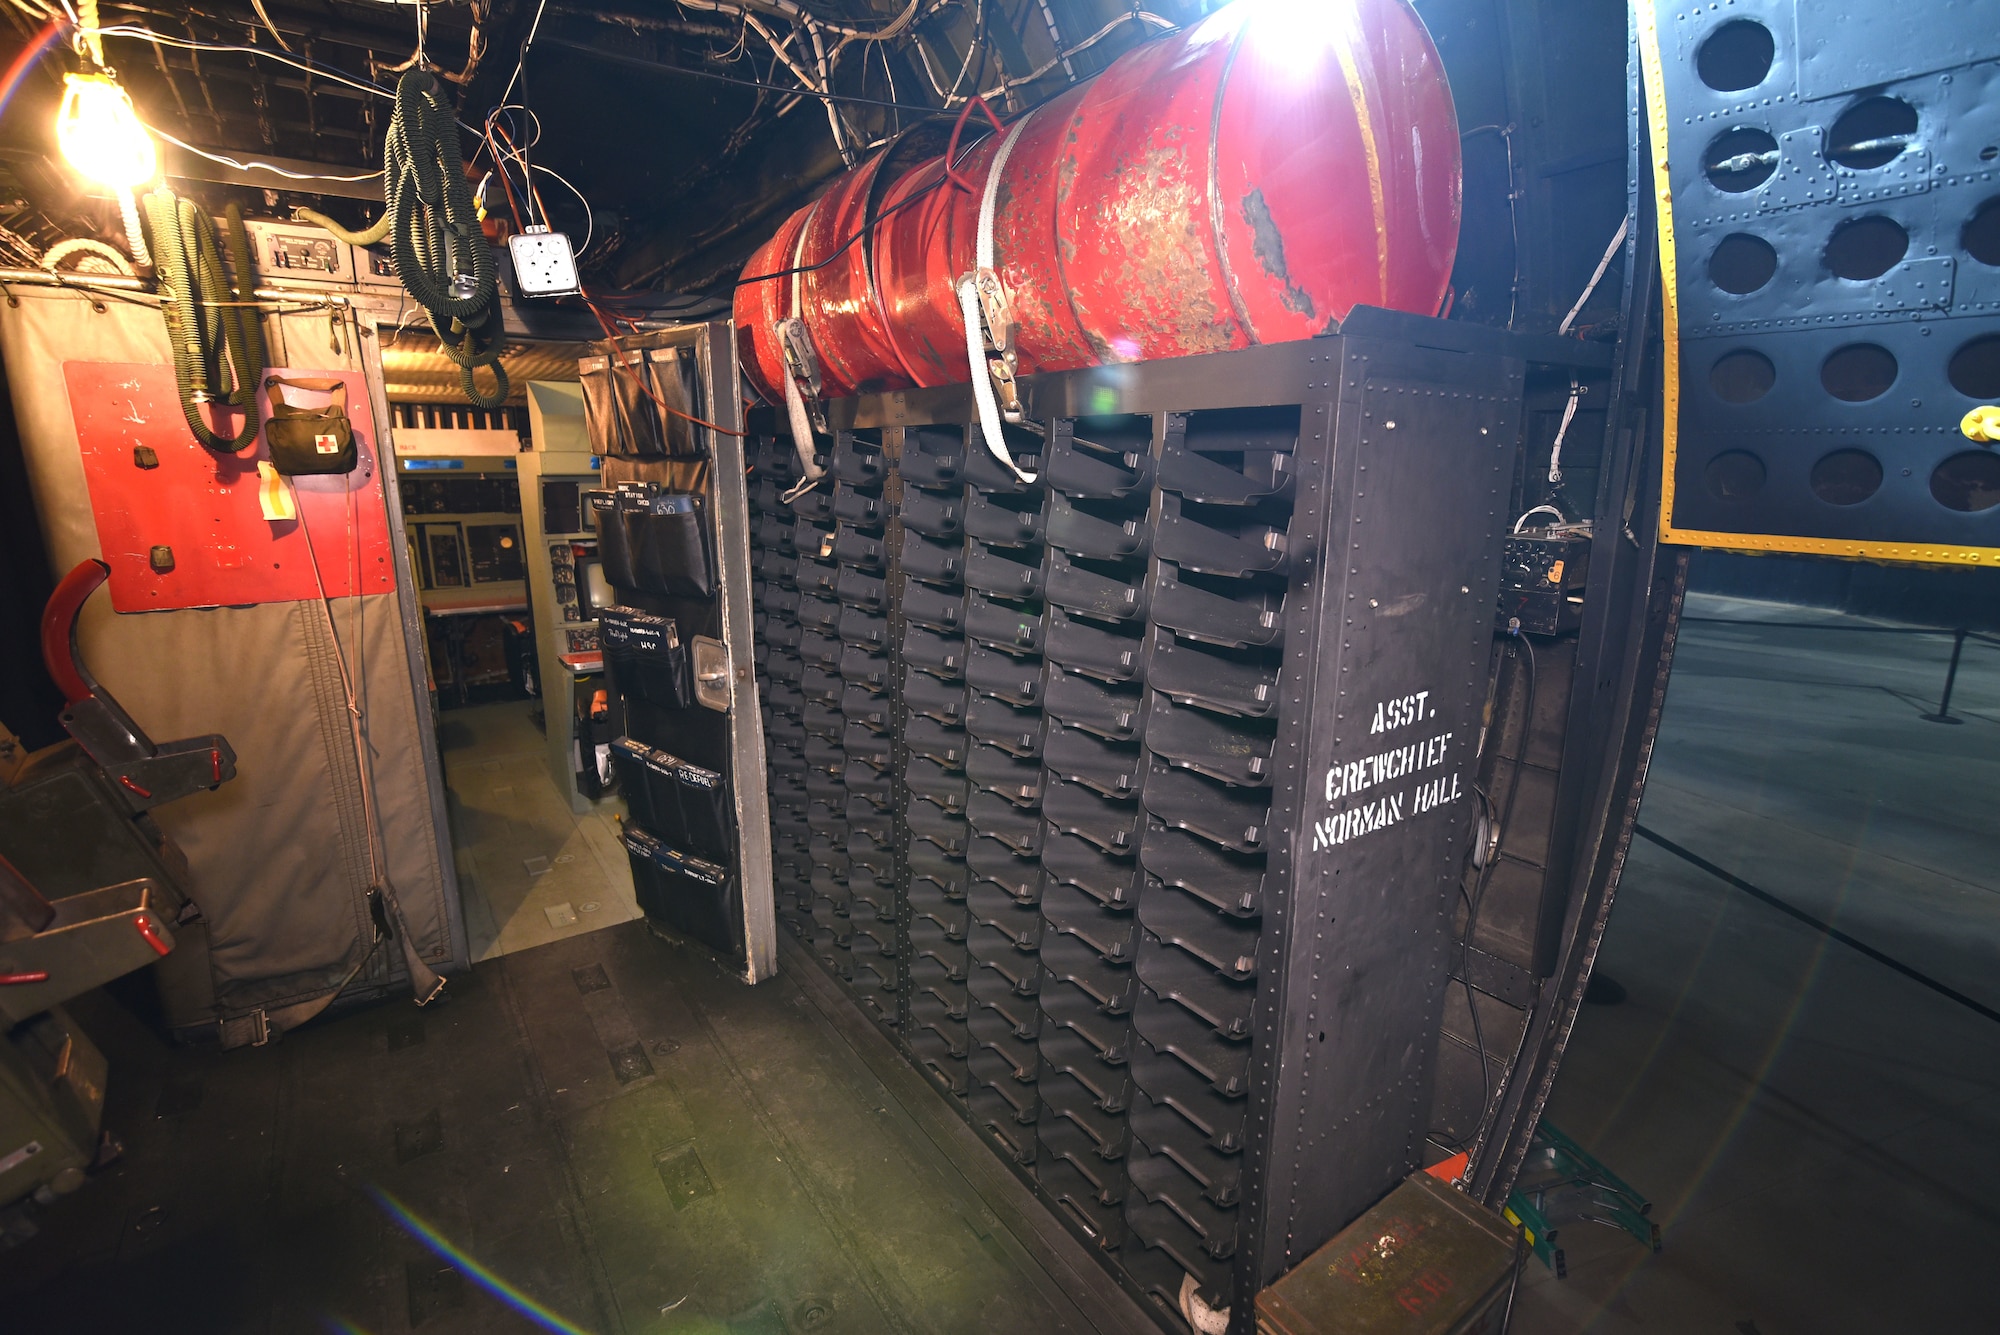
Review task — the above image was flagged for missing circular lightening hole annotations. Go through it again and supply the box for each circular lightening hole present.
[1828,97,1918,171]
[1948,333,2000,399]
[1709,233,1778,294]
[1964,197,2000,267]
[1931,451,2000,512]
[1696,20,1776,93]
[1820,344,1898,402]
[1809,449,1883,505]
[1703,127,1779,193]
[1704,450,1767,500]
[1710,349,1777,404]
[1823,216,1908,281]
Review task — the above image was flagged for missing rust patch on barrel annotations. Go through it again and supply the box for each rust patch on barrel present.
[1241,187,1316,322]
[1086,137,1241,356]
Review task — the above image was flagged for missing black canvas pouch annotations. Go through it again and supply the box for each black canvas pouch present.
[264,376,356,475]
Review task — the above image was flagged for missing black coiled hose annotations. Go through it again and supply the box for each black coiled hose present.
[141,193,265,453]
[298,69,508,408]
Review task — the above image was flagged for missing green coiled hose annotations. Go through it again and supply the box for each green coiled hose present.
[297,69,508,409]
[141,193,265,454]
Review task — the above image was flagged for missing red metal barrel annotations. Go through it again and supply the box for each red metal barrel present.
[736,204,819,401]
[736,0,1459,403]
[798,151,915,394]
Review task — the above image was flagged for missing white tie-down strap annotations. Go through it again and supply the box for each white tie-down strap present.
[961,111,1037,484]
[780,210,828,503]
[1178,1274,1229,1335]
[780,369,822,504]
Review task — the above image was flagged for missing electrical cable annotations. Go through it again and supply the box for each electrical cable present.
[943,86,1006,192]
[676,0,926,43]
[995,9,1174,90]
[466,117,702,442]
[583,295,746,438]
[144,122,386,181]
[479,115,594,259]
[495,0,548,110]
[484,117,542,226]
[90,25,397,103]
[1513,503,1565,533]
[296,68,508,408]
[1462,123,1522,329]
[138,191,265,452]
[74,0,99,62]
[940,0,985,105]
[1547,377,1580,485]
[1499,1222,1528,1333]
[1559,215,1629,335]
[731,154,960,287]
[1457,634,1537,1149]
[536,36,949,111]
[802,14,852,162]
[1030,0,1075,82]
[874,38,897,136]
[0,225,45,268]
[477,108,533,226]
[247,0,291,52]
[1455,880,1494,1121]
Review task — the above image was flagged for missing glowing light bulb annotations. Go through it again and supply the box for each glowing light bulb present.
[56,72,157,190]
[1240,0,1357,81]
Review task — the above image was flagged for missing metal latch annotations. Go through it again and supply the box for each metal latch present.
[966,269,1024,424]
[776,317,828,433]
[691,636,731,713]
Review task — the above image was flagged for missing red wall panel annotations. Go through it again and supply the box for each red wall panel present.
[64,362,395,613]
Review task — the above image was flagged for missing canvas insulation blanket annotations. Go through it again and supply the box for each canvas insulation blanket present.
[0,287,458,1043]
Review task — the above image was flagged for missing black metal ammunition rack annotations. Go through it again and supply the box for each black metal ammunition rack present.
[744,311,1615,1330]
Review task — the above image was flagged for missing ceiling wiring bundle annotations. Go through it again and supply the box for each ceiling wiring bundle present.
[295,68,509,409]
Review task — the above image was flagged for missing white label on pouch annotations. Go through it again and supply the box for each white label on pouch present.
[0,1140,44,1177]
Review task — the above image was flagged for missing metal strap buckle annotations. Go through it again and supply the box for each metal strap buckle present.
[777,317,823,397]
[776,317,829,432]
[967,269,1024,423]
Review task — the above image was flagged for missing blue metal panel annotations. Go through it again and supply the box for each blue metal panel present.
[1647,0,2000,559]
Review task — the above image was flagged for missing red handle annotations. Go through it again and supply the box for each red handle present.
[42,560,108,705]
[133,913,171,957]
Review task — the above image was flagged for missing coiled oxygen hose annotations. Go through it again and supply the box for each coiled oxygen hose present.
[297,69,508,408]
[140,192,265,454]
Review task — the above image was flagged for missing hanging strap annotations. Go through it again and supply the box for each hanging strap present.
[777,206,829,503]
[960,111,1038,484]
[265,375,349,413]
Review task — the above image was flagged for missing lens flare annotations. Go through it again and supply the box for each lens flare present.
[369,1188,598,1335]
[0,20,63,124]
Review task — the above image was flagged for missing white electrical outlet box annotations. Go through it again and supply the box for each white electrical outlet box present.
[507,226,581,298]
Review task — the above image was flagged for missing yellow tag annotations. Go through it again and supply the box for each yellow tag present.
[1548,559,1565,584]
[257,461,297,522]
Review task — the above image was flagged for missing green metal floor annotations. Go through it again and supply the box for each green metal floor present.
[0,921,1154,1335]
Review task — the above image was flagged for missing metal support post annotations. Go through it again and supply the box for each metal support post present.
[1921,628,1968,725]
